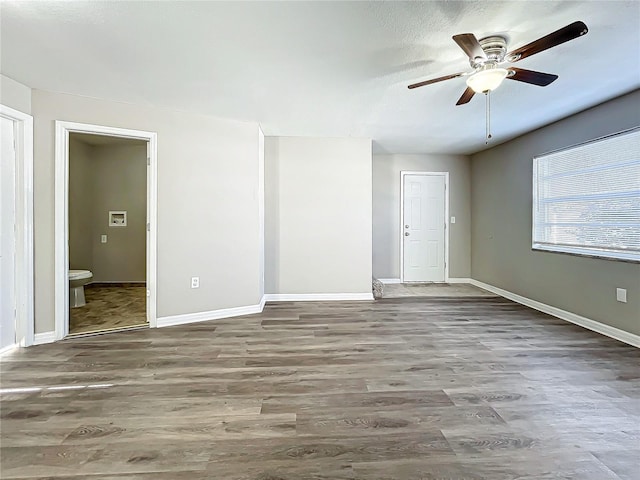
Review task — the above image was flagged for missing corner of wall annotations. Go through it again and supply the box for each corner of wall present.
[0,74,32,114]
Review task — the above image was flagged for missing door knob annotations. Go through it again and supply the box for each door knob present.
[405,225,409,229]
[404,232,410,236]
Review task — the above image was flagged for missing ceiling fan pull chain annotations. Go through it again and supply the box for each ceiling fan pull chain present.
[485,91,492,144]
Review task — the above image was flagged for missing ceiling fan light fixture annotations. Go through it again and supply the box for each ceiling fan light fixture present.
[466,66,508,93]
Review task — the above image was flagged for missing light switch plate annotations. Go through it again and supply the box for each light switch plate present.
[101,235,107,243]
[451,216,456,224]
[616,288,627,303]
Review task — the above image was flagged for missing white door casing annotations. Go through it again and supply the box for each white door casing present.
[0,116,16,350]
[0,104,33,350]
[401,172,448,283]
[55,121,158,340]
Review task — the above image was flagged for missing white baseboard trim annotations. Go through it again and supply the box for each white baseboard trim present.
[469,279,640,348]
[33,331,57,345]
[157,302,265,328]
[0,343,19,356]
[377,278,401,284]
[447,277,472,284]
[264,293,374,302]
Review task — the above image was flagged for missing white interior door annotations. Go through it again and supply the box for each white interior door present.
[402,173,446,282]
[1,116,16,349]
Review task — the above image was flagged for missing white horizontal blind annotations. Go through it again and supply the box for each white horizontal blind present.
[533,127,640,262]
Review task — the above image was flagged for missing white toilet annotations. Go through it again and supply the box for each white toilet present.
[69,269,93,308]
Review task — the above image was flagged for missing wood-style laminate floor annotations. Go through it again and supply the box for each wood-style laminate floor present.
[1,296,639,479]
[69,285,147,335]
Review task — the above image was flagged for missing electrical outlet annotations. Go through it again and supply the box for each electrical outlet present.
[101,235,107,243]
[616,288,627,303]
[191,277,199,289]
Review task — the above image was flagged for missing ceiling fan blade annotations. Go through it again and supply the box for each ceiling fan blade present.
[456,87,475,106]
[453,33,488,61]
[507,21,588,62]
[408,72,465,89]
[507,68,558,86]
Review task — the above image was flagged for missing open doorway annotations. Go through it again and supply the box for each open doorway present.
[55,122,157,339]
[67,133,148,335]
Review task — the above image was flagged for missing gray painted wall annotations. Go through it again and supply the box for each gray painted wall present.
[471,89,640,336]
[91,143,147,282]
[68,137,94,272]
[373,154,471,280]
[69,137,147,282]
[265,136,372,295]
[32,90,262,333]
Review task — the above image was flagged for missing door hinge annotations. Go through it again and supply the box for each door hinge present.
[147,157,151,166]
[146,222,150,232]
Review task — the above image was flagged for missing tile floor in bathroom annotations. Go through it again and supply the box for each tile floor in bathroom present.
[69,284,148,335]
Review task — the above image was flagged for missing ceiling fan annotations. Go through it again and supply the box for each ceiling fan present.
[408,21,588,105]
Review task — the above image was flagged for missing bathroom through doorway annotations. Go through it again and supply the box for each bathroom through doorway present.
[55,122,157,339]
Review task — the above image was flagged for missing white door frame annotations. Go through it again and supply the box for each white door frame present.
[54,121,158,340]
[399,171,449,283]
[0,105,34,348]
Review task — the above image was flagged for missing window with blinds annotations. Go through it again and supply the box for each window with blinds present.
[532,127,640,262]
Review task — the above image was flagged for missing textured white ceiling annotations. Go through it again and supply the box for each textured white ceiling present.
[1,1,639,154]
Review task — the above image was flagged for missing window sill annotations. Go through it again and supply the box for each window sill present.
[532,244,640,264]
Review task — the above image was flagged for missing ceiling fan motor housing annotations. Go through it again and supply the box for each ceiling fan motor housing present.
[471,36,508,68]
